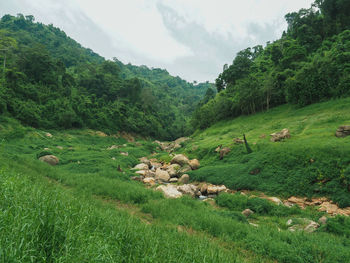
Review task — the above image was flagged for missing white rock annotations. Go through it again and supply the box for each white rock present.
[155,168,170,182]
[171,154,189,166]
[156,185,183,198]
[131,163,149,170]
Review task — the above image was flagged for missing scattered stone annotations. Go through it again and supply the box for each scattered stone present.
[270,128,291,142]
[156,185,183,198]
[107,145,120,150]
[219,147,231,160]
[155,168,170,182]
[143,177,155,186]
[189,159,200,170]
[242,209,254,217]
[178,174,190,184]
[56,146,63,150]
[45,132,53,138]
[286,219,293,226]
[171,154,190,166]
[140,157,151,168]
[43,148,50,151]
[249,222,259,227]
[39,155,59,166]
[179,165,192,174]
[304,221,320,233]
[131,176,142,182]
[120,152,129,156]
[318,216,328,225]
[111,157,116,160]
[96,131,108,137]
[177,184,197,197]
[233,138,244,144]
[266,197,283,206]
[169,178,178,183]
[207,185,227,195]
[167,164,181,177]
[215,145,222,153]
[132,163,149,170]
[335,125,350,138]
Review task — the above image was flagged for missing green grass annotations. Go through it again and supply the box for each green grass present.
[1,109,350,262]
[184,98,350,207]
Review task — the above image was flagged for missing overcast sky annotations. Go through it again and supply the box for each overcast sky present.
[1,0,314,82]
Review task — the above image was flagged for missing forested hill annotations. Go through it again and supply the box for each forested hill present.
[192,0,350,129]
[0,14,214,140]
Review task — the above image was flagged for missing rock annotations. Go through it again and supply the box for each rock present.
[177,184,197,197]
[200,183,208,194]
[131,163,149,170]
[143,177,155,186]
[150,161,162,170]
[45,132,53,138]
[270,128,291,142]
[287,196,307,208]
[96,131,108,137]
[207,185,227,195]
[249,223,259,227]
[140,157,151,168]
[107,145,120,150]
[199,195,207,200]
[167,164,181,177]
[318,216,328,225]
[233,138,244,144]
[178,174,190,184]
[189,159,200,170]
[155,168,170,182]
[156,185,183,198]
[219,147,231,160]
[171,154,190,166]
[215,145,222,152]
[259,134,266,139]
[242,209,254,217]
[174,137,191,145]
[318,202,339,215]
[56,146,63,150]
[111,157,116,160]
[335,125,350,138]
[266,197,283,206]
[131,176,142,182]
[169,178,178,183]
[135,170,148,176]
[286,219,293,226]
[43,148,50,151]
[120,152,129,156]
[179,165,192,174]
[304,221,320,233]
[39,155,59,166]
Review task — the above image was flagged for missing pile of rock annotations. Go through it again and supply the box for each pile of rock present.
[335,125,350,138]
[154,137,191,152]
[130,154,199,186]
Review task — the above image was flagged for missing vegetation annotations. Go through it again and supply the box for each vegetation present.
[192,0,350,129]
[0,14,213,140]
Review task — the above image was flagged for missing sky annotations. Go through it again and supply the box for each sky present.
[0,0,314,82]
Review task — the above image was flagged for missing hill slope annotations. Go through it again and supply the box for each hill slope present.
[182,97,350,207]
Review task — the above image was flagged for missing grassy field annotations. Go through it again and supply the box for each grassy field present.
[1,100,350,263]
[183,97,350,207]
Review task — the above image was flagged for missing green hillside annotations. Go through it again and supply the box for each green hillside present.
[0,14,213,140]
[183,97,350,206]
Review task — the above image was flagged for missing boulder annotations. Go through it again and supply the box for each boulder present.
[318,216,328,225]
[266,197,283,206]
[171,154,189,166]
[143,177,156,186]
[189,159,200,170]
[177,184,197,197]
[179,165,192,174]
[131,163,149,170]
[318,202,339,215]
[169,178,178,183]
[120,152,129,156]
[270,128,291,142]
[304,221,320,233]
[219,147,231,160]
[335,125,350,138]
[207,185,227,195]
[39,155,59,166]
[167,164,181,177]
[155,168,170,182]
[233,138,244,144]
[140,157,151,168]
[45,132,53,138]
[178,174,190,184]
[242,209,254,217]
[156,185,183,198]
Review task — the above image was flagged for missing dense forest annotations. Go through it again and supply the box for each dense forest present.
[0,14,213,140]
[192,0,350,129]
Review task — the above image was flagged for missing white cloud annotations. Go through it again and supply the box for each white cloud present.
[0,0,315,81]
